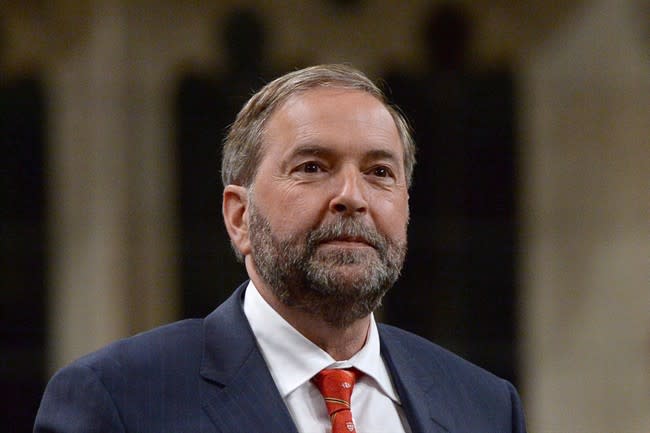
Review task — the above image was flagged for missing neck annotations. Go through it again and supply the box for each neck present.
[246,264,370,361]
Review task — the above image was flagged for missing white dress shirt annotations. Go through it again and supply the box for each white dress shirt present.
[243,281,411,433]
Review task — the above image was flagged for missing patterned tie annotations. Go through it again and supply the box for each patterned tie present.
[312,368,362,433]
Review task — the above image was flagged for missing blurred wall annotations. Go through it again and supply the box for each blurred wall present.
[1,0,648,431]
[520,1,650,431]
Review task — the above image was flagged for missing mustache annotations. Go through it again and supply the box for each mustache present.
[306,219,386,250]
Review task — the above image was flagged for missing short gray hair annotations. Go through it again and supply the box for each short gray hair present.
[221,64,415,188]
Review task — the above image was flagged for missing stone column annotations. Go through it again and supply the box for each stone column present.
[45,0,178,371]
[520,0,650,431]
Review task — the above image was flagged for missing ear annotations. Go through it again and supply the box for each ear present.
[223,185,252,257]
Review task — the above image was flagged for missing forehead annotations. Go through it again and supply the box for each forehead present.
[262,87,402,156]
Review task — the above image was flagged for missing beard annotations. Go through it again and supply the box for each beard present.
[247,201,407,328]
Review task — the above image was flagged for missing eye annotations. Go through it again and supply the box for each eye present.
[368,165,393,178]
[303,162,320,172]
[296,161,324,173]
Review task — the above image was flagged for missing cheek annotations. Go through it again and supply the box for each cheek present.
[264,186,326,234]
[372,193,409,240]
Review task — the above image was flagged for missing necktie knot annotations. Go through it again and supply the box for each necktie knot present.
[312,368,362,433]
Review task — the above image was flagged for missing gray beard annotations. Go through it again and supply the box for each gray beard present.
[247,201,407,328]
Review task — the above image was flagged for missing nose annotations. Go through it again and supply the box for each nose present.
[329,168,368,216]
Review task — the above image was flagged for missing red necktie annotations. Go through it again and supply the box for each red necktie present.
[312,368,362,433]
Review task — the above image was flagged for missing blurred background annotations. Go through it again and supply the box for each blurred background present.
[1,0,648,431]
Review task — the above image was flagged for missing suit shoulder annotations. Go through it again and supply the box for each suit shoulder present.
[62,318,204,378]
[37,319,209,432]
[378,323,526,431]
[378,323,503,384]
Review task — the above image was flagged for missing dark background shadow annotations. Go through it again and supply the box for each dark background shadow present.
[382,2,518,383]
[1,59,48,432]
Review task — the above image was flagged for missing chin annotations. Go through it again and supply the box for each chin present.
[313,248,379,266]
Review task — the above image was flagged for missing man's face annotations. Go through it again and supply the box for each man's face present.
[247,87,409,327]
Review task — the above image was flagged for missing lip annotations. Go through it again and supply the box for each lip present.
[320,238,375,249]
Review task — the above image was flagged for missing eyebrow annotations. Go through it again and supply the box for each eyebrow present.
[287,144,399,161]
[287,144,335,160]
[281,143,402,171]
[362,149,400,165]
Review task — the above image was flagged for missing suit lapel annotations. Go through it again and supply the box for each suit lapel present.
[200,283,299,433]
[380,326,454,433]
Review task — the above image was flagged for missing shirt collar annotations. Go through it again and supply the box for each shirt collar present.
[242,281,400,403]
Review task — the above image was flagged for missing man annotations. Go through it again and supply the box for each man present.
[35,64,526,433]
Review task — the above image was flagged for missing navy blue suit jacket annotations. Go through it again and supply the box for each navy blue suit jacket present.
[35,283,526,432]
